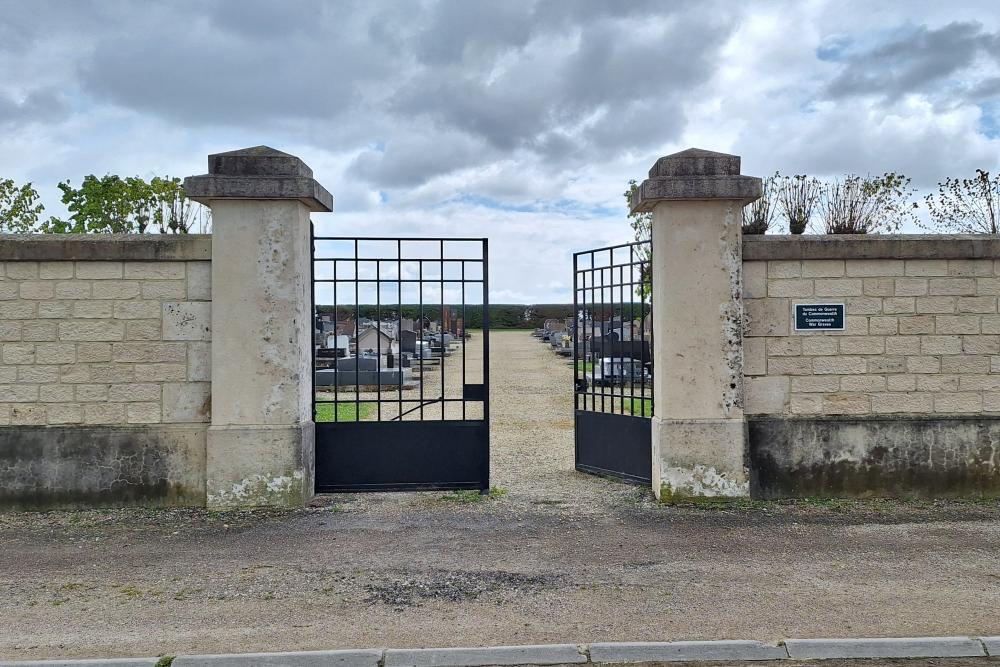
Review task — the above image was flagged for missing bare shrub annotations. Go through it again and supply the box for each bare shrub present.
[778,175,821,234]
[820,172,918,234]
[924,169,1000,234]
[742,172,779,234]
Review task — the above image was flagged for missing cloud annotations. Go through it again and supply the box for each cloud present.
[389,4,734,161]
[56,0,737,193]
[410,0,534,66]
[349,131,492,189]
[823,21,1000,102]
[76,2,396,128]
[0,89,68,126]
[3,0,1000,301]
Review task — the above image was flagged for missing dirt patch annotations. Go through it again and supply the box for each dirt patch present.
[364,570,556,608]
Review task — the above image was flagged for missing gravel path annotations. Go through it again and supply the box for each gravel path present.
[488,331,640,508]
[1,331,999,661]
[312,329,638,514]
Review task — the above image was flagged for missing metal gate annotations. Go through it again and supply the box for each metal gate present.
[573,240,652,484]
[312,234,489,492]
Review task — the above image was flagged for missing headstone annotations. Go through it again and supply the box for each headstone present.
[400,329,418,353]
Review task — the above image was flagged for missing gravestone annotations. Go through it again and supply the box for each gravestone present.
[400,329,418,354]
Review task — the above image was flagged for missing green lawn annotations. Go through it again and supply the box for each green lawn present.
[626,398,652,417]
[315,401,376,422]
[575,361,593,373]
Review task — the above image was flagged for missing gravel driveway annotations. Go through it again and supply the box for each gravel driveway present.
[1,331,999,660]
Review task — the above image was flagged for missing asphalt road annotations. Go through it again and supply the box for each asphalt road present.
[1,332,998,660]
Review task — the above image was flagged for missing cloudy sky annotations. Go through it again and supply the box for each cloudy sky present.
[2,0,1000,303]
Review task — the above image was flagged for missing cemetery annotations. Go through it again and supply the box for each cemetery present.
[2,145,1000,509]
[312,311,479,421]
[2,147,1000,665]
[5,4,1000,663]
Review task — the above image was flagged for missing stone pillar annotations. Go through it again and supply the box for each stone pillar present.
[185,147,333,508]
[631,149,761,500]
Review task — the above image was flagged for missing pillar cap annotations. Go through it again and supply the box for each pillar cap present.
[630,147,761,213]
[648,148,740,178]
[184,146,334,212]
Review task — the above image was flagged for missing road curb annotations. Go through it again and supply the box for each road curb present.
[784,636,987,659]
[589,640,788,663]
[0,660,160,667]
[4,636,1000,666]
[384,644,587,666]
[171,649,382,666]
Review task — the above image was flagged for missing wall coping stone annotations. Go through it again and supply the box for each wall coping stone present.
[744,234,1000,261]
[0,234,211,261]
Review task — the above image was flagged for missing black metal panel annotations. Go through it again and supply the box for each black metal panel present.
[463,383,485,401]
[572,240,653,485]
[316,420,488,492]
[311,233,490,493]
[574,410,652,484]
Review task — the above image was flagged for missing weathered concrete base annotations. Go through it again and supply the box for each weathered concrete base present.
[653,416,749,500]
[749,415,1000,499]
[0,425,206,510]
[205,422,314,509]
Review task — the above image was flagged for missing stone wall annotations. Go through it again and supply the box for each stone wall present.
[744,236,1000,416]
[0,235,211,508]
[742,235,1000,498]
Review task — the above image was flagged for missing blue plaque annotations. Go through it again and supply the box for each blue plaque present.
[794,303,845,331]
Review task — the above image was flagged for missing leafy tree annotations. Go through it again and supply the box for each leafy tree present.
[924,169,1000,234]
[625,179,651,245]
[314,304,591,329]
[624,179,652,299]
[0,178,45,232]
[742,171,779,234]
[820,172,918,234]
[41,175,208,234]
[778,174,821,234]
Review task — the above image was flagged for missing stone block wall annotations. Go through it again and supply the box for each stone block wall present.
[0,259,211,426]
[743,241,1000,417]
[742,235,1000,498]
[0,235,212,508]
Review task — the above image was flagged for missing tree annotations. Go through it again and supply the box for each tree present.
[742,172,779,234]
[40,175,209,234]
[924,169,1000,234]
[624,179,652,299]
[778,174,821,234]
[0,178,45,232]
[625,179,651,245]
[820,172,918,234]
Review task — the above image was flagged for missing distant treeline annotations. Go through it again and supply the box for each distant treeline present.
[316,304,651,329]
